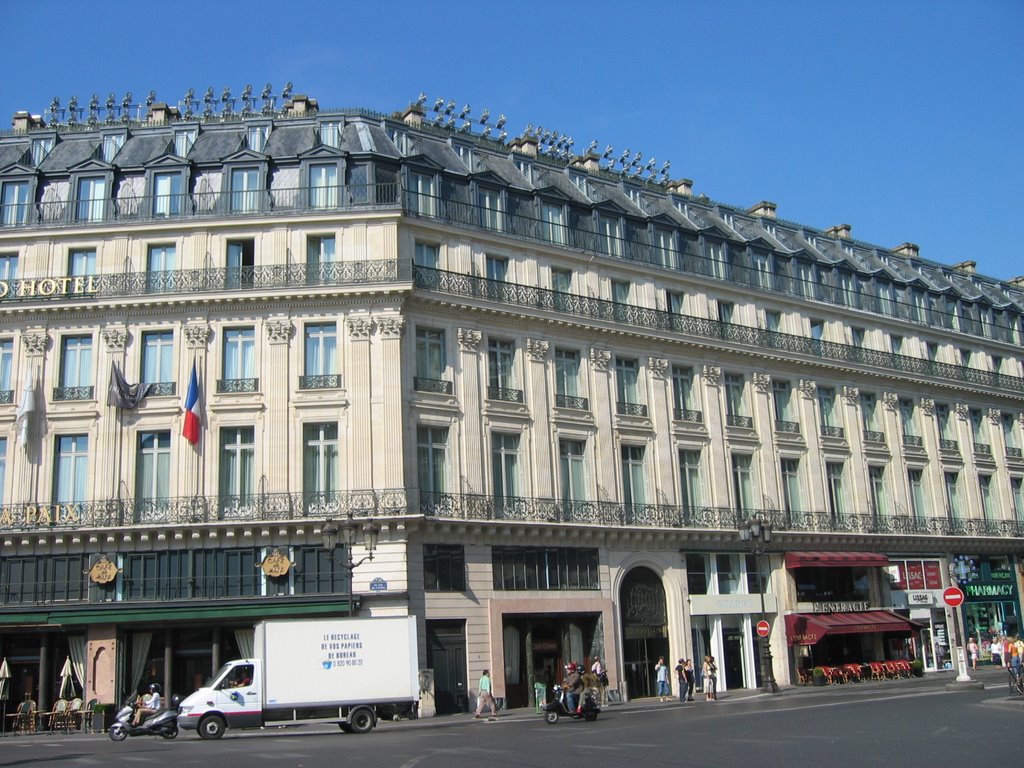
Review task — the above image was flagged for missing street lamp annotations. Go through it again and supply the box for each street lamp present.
[321,512,381,617]
[739,517,779,694]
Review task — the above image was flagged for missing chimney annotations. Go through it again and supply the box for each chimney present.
[893,242,920,259]
[1008,276,1024,289]
[508,134,538,158]
[826,223,852,240]
[146,102,180,126]
[952,260,976,275]
[747,200,777,219]
[284,95,319,116]
[11,111,44,132]
[668,178,693,197]
[401,104,424,128]
[571,153,601,173]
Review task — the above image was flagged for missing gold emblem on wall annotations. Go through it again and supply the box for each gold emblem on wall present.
[260,549,292,578]
[88,555,121,585]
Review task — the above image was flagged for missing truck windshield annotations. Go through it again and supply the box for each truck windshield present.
[208,663,235,688]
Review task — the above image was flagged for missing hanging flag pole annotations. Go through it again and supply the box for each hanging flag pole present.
[182,360,202,447]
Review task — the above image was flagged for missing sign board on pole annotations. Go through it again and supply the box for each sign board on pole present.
[756,620,771,638]
[943,586,965,607]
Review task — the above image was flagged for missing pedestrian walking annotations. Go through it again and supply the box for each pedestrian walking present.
[684,659,696,701]
[474,669,497,718]
[655,657,670,702]
[591,657,609,705]
[675,658,687,702]
[967,637,979,670]
[702,655,718,701]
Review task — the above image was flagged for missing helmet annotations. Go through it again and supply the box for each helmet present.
[566,663,578,673]
[149,683,161,693]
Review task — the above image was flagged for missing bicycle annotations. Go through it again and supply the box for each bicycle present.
[1007,665,1024,695]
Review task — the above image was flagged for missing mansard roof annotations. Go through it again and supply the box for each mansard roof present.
[264,124,314,158]
[39,138,96,172]
[115,134,172,168]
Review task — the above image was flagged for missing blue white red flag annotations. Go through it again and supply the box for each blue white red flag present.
[182,361,202,445]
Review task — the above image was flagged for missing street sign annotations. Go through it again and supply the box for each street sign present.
[756,620,771,637]
[943,586,965,607]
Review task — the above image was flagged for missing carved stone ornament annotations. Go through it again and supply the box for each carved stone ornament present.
[101,326,128,352]
[954,402,969,420]
[1018,412,1024,426]
[648,357,669,379]
[798,379,817,399]
[526,338,549,361]
[458,328,482,351]
[88,555,121,585]
[265,319,293,344]
[259,548,292,578]
[184,324,211,350]
[590,349,612,371]
[988,408,1002,425]
[752,372,771,393]
[919,397,935,416]
[377,316,405,339]
[842,385,859,405]
[882,391,899,411]
[701,364,721,386]
[347,317,373,340]
[21,331,48,356]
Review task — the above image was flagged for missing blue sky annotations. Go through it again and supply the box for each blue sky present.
[6,0,1021,281]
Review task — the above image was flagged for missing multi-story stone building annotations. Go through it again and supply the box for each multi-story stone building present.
[0,87,1022,714]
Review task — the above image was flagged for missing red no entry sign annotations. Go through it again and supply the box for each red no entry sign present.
[756,620,771,637]
[943,586,965,607]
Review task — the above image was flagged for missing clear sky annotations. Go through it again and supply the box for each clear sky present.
[5,0,1021,282]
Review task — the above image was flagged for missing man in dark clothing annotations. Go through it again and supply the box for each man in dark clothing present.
[564,664,584,712]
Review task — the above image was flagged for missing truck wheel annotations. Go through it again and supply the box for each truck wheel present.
[108,724,127,741]
[348,708,375,734]
[544,711,559,724]
[338,723,353,733]
[198,715,226,740]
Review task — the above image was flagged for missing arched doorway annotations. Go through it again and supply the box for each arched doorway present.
[619,566,669,699]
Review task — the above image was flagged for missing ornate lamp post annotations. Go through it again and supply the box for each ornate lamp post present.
[321,513,381,617]
[739,517,779,694]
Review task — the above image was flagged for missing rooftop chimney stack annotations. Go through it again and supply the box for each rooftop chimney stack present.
[1009,276,1024,289]
[508,134,539,158]
[146,102,180,126]
[284,95,319,117]
[826,224,852,240]
[571,152,601,173]
[747,200,777,219]
[401,104,424,128]
[952,260,977,275]
[11,111,44,132]
[667,178,693,198]
[893,242,920,259]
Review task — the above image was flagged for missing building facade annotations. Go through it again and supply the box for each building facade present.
[0,89,1022,714]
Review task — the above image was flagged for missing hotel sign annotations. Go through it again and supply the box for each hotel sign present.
[0,276,100,301]
[808,601,869,613]
[0,504,84,529]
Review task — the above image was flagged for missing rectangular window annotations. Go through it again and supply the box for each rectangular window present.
[492,433,521,501]
[559,439,587,504]
[319,122,340,149]
[686,554,709,595]
[1,181,30,226]
[731,453,753,511]
[826,462,845,518]
[409,172,436,216]
[860,392,879,433]
[868,465,887,517]
[141,330,174,385]
[0,340,9,394]
[491,546,600,591]
[54,434,89,504]
[223,327,255,380]
[417,426,448,498]
[851,327,866,349]
[60,335,93,388]
[716,553,742,595]
[0,437,8,502]
[611,280,631,305]
[979,474,994,521]
[935,403,955,443]
[0,254,18,282]
[303,423,339,498]
[414,242,439,269]
[598,215,621,257]
[309,163,338,208]
[679,449,702,510]
[666,290,684,315]
[615,357,640,405]
[621,444,646,507]
[717,301,734,325]
[136,431,171,503]
[173,128,196,158]
[152,171,183,216]
[818,386,837,429]
[485,255,508,282]
[230,167,260,212]
[69,248,96,277]
[551,268,572,294]
[219,426,255,504]
[944,471,961,519]
[706,240,727,279]
[772,380,795,424]
[247,125,267,153]
[671,365,695,416]
[423,544,466,591]
[146,244,175,292]
[416,328,446,381]
[76,176,107,222]
[487,339,516,390]
[764,310,781,334]
[478,186,503,231]
[306,235,337,283]
[724,373,747,418]
[969,408,988,450]
[304,323,337,377]
[752,252,772,290]
[654,228,677,267]
[908,469,926,521]
[541,202,565,244]
[899,398,918,440]
[780,458,800,513]
[554,348,580,400]
[1003,414,1019,451]
[1011,478,1024,521]
[31,137,54,165]
[226,239,255,289]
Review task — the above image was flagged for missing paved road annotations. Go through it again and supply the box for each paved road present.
[2,667,1017,767]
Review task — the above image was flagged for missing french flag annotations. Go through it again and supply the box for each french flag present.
[182,361,202,445]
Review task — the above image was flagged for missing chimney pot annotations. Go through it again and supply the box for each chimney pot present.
[893,242,920,259]
[401,104,424,128]
[11,111,44,132]
[747,200,777,219]
[146,102,180,125]
[952,260,977,275]
[284,95,318,116]
[668,178,693,198]
[509,134,538,158]
[826,223,852,240]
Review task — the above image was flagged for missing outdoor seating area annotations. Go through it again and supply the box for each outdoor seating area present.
[801,660,917,685]
[1,655,94,736]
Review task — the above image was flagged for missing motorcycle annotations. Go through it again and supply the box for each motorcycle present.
[542,686,600,724]
[108,695,181,741]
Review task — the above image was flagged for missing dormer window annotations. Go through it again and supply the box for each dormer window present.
[76,176,108,222]
[570,173,588,195]
[515,159,533,183]
[174,128,197,157]
[1,181,30,226]
[31,137,54,166]
[453,143,473,169]
[247,125,269,153]
[102,134,125,163]
[321,122,341,149]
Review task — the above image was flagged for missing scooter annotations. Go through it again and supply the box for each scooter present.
[542,686,600,724]
[108,695,181,741]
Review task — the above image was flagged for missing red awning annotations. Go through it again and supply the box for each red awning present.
[785,611,920,646]
[785,551,890,569]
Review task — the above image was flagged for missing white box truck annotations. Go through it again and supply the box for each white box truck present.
[178,616,419,739]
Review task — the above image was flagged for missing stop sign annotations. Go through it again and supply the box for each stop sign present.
[756,620,771,637]
[943,586,965,607]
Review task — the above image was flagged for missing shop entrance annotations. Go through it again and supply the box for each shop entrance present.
[620,567,669,700]
[722,622,744,690]
[426,621,467,714]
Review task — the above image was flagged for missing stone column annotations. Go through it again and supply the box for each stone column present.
[588,349,616,502]
[374,316,406,491]
[86,624,118,705]
[346,316,374,486]
[457,329,484,494]
[263,318,293,496]
[526,339,553,497]
[701,365,729,507]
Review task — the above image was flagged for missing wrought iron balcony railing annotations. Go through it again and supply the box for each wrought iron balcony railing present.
[903,434,924,448]
[820,425,845,439]
[299,374,342,390]
[775,420,800,434]
[414,376,454,395]
[52,386,94,401]
[863,430,885,444]
[675,408,703,423]
[488,385,524,403]
[412,267,1024,397]
[1008,447,1023,459]
[146,382,177,397]
[555,394,589,410]
[974,442,992,456]
[0,390,12,404]
[727,414,753,428]
[939,438,960,452]
[217,377,259,393]
[617,401,649,417]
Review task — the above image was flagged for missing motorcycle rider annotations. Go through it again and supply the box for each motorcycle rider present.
[563,663,584,713]
[133,684,162,725]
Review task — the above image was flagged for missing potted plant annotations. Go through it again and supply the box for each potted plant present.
[812,667,826,686]
[910,659,924,678]
[92,702,116,733]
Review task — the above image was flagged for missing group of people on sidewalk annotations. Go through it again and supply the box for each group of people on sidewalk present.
[967,634,1024,670]
[655,656,717,702]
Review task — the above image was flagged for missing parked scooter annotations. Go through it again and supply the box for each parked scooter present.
[542,686,600,724]
[109,694,181,741]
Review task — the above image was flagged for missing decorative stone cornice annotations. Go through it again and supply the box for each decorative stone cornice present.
[101,326,128,352]
[265,320,293,344]
[798,379,817,399]
[590,349,611,371]
[458,328,482,351]
[954,402,969,420]
[648,357,669,379]
[842,385,859,405]
[919,397,934,416]
[21,331,48,357]
[882,391,899,411]
[701,364,721,386]
[347,317,373,340]
[526,338,549,361]
[377,317,405,339]
[752,372,771,393]
[184,324,211,350]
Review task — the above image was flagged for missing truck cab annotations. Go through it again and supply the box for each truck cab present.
[178,659,263,738]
